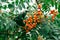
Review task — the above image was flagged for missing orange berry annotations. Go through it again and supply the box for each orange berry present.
[37,18,39,20]
[26,24,32,28]
[34,15,38,19]
[38,11,42,15]
[29,15,32,18]
[46,16,48,18]
[38,4,42,9]
[30,23,32,26]
[28,26,33,30]
[28,20,31,23]
[52,15,55,19]
[26,30,29,33]
[26,24,29,27]
[33,23,36,27]
[54,13,57,16]
[54,9,58,13]
[25,20,28,23]
[34,15,37,17]
[30,19,33,23]
[23,20,26,22]
[38,11,40,15]
[33,18,35,19]
[40,15,44,18]
[27,27,31,30]
[50,10,55,14]
[37,21,40,23]
[52,15,55,21]
[34,20,37,23]
[37,19,40,23]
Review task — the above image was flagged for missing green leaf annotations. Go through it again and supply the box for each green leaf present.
[51,0,55,6]
[55,1,57,9]
[22,4,25,8]
[57,14,60,18]
[8,4,14,9]
[44,0,50,4]
[15,0,19,5]
[20,0,24,3]
[19,4,22,10]
[25,0,30,2]
[3,5,7,9]
[42,3,49,12]
[58,4,60,13]
[0,4,2,9]
[1,0,6,2]
[31,31,38,40]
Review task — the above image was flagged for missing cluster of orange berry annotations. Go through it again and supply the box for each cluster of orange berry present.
[50,9,58,21]
[23,4,44,33]
[22,4,58,33]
